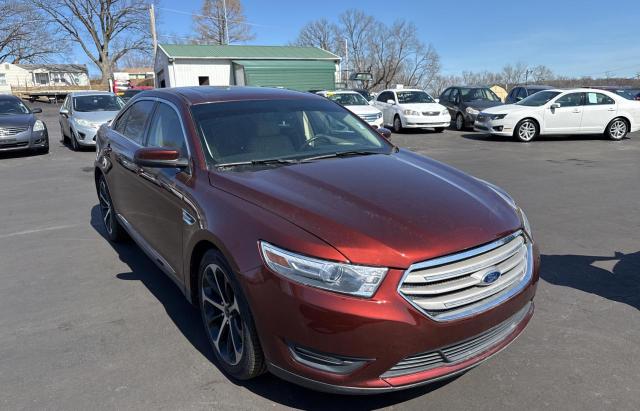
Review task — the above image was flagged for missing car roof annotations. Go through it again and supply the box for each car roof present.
[381,88,425,93]
[520,84,554,89]
[68,91,115,96]
[0,94,21,101]
[141,86,321,106]
[318,90,359,95]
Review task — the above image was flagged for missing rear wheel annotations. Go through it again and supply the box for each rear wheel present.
[199,250,265,380]
[97,175,126,242]
[514,119,539,142]
[455,113,465,131]
[393,115,403,133]
[605,118,628,140]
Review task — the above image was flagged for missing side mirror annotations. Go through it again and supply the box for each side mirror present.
[31,107,42,113]
[134,147,189,168]
[386,99,396,105]
[59,108,69,116]
[377,127,392,139]
[550,103,561,109]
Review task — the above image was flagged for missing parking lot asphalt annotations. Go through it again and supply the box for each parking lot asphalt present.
[1,101,639,411]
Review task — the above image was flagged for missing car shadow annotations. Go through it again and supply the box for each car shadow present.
[540,251,640,311]
[460,133,620,143]
[89,204,459,408]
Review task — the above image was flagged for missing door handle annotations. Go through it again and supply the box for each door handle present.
[572,109,581,113]
[607,108,615,111]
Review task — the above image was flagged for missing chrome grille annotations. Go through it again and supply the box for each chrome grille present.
[0,126,29,137]
[381,302,531,378]
[399,231,532,322]
[360,113,380,122]
[422,111,440,116]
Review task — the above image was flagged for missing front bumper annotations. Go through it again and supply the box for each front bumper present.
[362,116,383,128]
[402,114,451,129]
[0,128,48,152]
[242,242,540,393]
[474,118,517,137]
[73,124,99,146]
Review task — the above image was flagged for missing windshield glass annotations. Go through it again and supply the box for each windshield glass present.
[192,99,391,167]
[326,92,370,106]
[73,95,124,112]
[0,99,30,115]
[516,90,562,106]
[611,89,640,100]
[396,91,435,104]
[460,88,500,102]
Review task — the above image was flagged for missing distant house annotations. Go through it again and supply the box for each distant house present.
[0,63,89,93]
[490,84,508,102]
[113,67,155,81]
[154,44,341,91]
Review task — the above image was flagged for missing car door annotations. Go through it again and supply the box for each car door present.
[376,92,393,125]
[448,88,460,114]
[134,100,193,281]
[59,96,72,136]
[544,92,584,133]
[505,88,518,104]
[580,92,617,132]
[103,100,156,233]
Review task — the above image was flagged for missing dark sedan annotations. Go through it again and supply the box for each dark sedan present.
[439,86,503,130]
[505,85,554,104]
[0,95,48,154]
[95,86,537,393]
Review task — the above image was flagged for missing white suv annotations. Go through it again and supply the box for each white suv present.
[372,88,450,133]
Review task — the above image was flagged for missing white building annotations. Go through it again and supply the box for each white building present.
[0,63,90,94]
[154,44,341,92]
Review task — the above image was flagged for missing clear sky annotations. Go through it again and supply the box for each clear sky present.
[83,0,640,78]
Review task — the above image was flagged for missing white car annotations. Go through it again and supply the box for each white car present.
[474,88,640,142]
[372,88,450,133]
[317,90,383,128]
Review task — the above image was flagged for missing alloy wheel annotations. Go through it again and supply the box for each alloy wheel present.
[201,263,245,366]
[609,120,627,140]
[518,121,536,141]
[456,114,464,130]
[393,116,402,133]
[98,179,113,235]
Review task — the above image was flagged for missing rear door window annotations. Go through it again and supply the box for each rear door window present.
[585,92,615,105]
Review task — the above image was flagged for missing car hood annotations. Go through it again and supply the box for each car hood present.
[345,105,382,116]
[209,150,521,268]
[399,103,446,112]
[465,100,504,110]
[0,114,34,128]
[72,111,119,124]
[481,104,535,115]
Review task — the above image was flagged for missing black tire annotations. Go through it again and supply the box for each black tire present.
[605,118,628,141]
[97,174,126,242]
[70,131,79,151]
[393,115,403,133]
[38,137,49,155]
[60,125,68,143]
[455,113,465,131]
[199,249,265,380]
[434,127,445,133]
[513,118,539,142]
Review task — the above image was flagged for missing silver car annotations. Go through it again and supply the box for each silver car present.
[59,91,124,150]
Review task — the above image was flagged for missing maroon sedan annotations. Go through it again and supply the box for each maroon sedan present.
[95,86,538,394]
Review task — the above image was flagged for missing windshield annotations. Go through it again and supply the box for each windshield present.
[460,88,500,102]
[192,98,391,167]
[611,89,640,100]
[516,90,562,106]
[0,99,30,115]
[396,91,435,104]
[73,95,124,112]
[326,92,370,106]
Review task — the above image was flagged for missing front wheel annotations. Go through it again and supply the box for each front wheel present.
[514,119,539,142]
[199,250,265,380]
[70,132,80,151]
[605,118,628,140]
[393,115,403,133]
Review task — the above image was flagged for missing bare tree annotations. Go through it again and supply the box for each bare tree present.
[338,9,375,73]
[32,0,151,84]
[529,65,553,83]
[0,1,64,63]
[193,0,254,45]
[292,19,339,54]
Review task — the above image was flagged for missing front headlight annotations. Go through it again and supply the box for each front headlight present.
[403,109,420,116]
[376,112,382,119]
[260,242,388,298]
[33,120,45,132]
[75,118,94,127]
[466,107,479,115]
[489,114,507,120]
[484,181,532,239]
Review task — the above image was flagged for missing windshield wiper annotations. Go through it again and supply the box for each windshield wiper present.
[301,150,382,162]
[215,158,299,169]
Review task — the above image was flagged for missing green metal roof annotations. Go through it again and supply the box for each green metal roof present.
[159,44,340,60]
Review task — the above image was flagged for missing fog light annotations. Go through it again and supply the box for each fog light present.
[493,126,503,132]
[289,343,370,375]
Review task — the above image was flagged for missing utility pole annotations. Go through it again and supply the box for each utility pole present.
[344,38,348,88]
[149,3,157,52]
[222,0,230,45]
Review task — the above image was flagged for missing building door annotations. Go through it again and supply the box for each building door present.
[198,76,210,86]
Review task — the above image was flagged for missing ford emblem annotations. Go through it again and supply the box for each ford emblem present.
[481,269,501,285]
